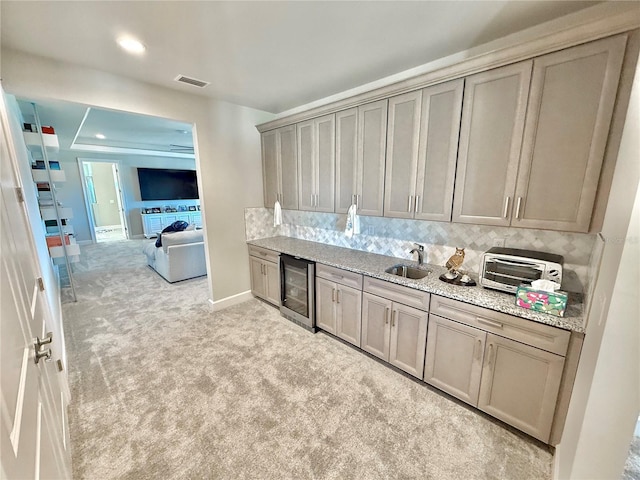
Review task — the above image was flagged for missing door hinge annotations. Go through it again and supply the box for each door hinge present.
[16,187,24,203]
[37,277,45,292]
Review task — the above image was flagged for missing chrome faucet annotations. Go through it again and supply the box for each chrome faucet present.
[410,243,425,265]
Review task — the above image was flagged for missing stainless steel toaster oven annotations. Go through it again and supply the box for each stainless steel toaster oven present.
[480,247,563,294]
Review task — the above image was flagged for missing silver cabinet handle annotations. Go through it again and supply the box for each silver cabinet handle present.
[391,309,396,327]
[352,194,356,206]
[311,194,314,207]
[385,307,390,324]
[476,317,503,329]
[475,339,482,361]
[487,343,494,368]
[415,195,421,214]
[515,197,523,219]
[356,194,360,210]
[503,197,510,218]
[336,289,340,304]
[332,288,335,302]
[407,195,413,213]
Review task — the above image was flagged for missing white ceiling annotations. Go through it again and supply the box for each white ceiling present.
[1,1,601,114]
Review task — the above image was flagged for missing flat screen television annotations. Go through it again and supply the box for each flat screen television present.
[137,168,199,201]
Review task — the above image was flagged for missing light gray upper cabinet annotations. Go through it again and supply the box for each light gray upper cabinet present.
[335,108,358,213]
[383,90,422,219]
[297,114,336,212]
[384,80,464,220]
[335,100,388,216]
[261,125,298,210]
[262,129,279,208]
[452,61,532,226]
[512,35,626,232]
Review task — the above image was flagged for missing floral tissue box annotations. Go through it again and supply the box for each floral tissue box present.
[516,286,568,317]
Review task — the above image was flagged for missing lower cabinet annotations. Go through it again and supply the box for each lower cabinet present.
[316,264,363,347]
[424,315,484,405]
[425,295,570,443]
[362,292,428,379]
[248,246,280,306]
[316,277,362,347]
[477,333,565,443]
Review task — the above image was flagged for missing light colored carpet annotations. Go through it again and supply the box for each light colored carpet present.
[62,239,553,479]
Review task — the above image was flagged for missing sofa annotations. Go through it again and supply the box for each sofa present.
[142,229,207,283]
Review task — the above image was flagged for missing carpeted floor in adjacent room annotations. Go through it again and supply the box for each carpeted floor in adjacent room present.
[62,239,553,479]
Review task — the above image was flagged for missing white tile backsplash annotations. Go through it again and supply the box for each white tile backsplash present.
[245,207,597,290]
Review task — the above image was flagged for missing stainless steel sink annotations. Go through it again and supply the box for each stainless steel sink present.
[385,264,430,279]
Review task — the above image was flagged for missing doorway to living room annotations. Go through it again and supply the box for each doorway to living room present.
[80,160,128,243]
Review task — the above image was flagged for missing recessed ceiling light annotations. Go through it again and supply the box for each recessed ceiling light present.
[117,36,146,55]
[95,133,106,139]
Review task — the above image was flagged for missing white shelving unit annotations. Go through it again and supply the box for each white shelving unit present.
[23,107,78,301]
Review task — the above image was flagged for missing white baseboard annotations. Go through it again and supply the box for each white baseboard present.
[209,290,254,311]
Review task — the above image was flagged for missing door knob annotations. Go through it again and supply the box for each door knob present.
[35,332,53,350]
[34,332,53,365]
[34,348,52,364]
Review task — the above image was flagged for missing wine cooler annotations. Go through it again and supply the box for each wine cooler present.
[280,254,316,332]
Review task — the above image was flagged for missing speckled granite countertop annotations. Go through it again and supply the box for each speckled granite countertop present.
[248,236,585,333]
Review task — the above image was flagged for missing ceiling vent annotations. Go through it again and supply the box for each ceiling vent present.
[174,75,210,88]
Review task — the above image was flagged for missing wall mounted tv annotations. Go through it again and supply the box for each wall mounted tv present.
[137,168,199,201]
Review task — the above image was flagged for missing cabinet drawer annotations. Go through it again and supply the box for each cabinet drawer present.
[317,264,363,289]
[248,245,280,264]
[363,277,430,311]
[430,295,570,356]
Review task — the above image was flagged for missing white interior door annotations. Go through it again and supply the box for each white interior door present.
[1,89,70,479]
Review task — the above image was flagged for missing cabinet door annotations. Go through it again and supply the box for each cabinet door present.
[335,108,358,214]
[163,214,178,227]
[264,260,281,306]
[249,257,266,299]
[315,114,335,213]
[336,284,362,348]
[415,79,464,221]
[357,100,388,217]
[361,292,392,361]
[316,277,337,334]
[388,303,428,378]
[143,215,164,237]
[478,333,565,443]
[176,213,190,223]
[297,120,315,211]
[189,212,202,228]
[513,35,626,232]
[279,125,298,210]
[262,130,279,208]
[383,90,422,219]
[452,62,532,226]
[424,315,484,405]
